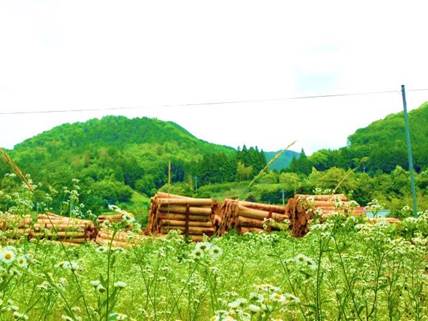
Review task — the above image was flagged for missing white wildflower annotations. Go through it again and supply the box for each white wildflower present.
[0,246,17,265]
[113,281,127,289]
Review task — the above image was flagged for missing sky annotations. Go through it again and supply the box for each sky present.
[0,0,427,154]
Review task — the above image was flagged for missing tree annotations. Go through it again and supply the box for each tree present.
[289,149,312,175]
[237,161,253,181]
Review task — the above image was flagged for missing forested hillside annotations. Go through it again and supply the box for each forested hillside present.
[297,102,428,173]
[1,103,428,217]
[0,116,266,214]
[264,150,300,171]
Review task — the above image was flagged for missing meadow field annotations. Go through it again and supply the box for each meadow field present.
[0,213,426,321]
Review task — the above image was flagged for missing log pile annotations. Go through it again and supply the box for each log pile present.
[294,194,364,218]
[95,228,145,248]
[145,192,219,241]
[287,194,364,237]
[97,213,125,225]
[0,193,373,245]
[217,199,288,235]
[0,212,97,245]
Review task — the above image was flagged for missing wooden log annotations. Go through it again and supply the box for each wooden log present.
[7,228,87,235]
[97,231,143,243]
[155,192,193,199]
[160,226,215,235]
[287,197,311,237]
[237,216,265,228]
[295,194,348,201]
[159,219,214,227]
[58,238,88,244]
[33,218,93,225]
[51,241,81,247]
[38,214,90,223]
[30,231,87,238]
[158,205,212,215]
[157,213,210,222]
[189,235,204,242]
[310,201,340,207]
[30,224,87,230]
[158,198,213,206]
[240,227,264,233]
[213,214,222,226]
[238,206,287,222]
[239,201,287,214]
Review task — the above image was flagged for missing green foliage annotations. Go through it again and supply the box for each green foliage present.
[0,218,426,320]
[1,116,236,214]
[264,150,300,171]
[288,149,313,175]
[310,102,428,173]
[236,161,253,181]
[237,145,266,175]
[2,107,428,218]
[82,180,134,213]
[197,152,237,185]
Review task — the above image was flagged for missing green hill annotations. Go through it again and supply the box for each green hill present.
[310,102,428,172]
[0,116,237,213]
[264,150,300,171]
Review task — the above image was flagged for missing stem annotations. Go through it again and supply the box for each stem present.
[278,258,309,321]
[316,236,324,321]
[105,228,117,321]
[333,236,363,321]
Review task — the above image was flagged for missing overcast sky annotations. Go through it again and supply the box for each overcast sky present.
[0,0,427,154]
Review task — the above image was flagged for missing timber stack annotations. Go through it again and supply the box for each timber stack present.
[217,199,288,235]
[145,192,219,241]
[0,212,97,245]
[95,210,144,247]
[97,213,124,225]
[294,194,364,218]
[95,228,144,248]
[287,194,364,237]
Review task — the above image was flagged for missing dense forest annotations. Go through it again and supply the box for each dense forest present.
[1,102,427,218]
[305,102,428,173]
[0,116,266,214]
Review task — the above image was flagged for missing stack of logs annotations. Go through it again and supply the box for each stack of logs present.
[145,192,219,241]
[217,199,288,235]
[0,193,375,246]
[287,194,364,237]
[0,212,97,245]
[294,194,364,217]
[95,228,144,248]
[97,213,125,225]
[96,212,145,248]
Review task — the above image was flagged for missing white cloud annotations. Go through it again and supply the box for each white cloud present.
[0,0,427,153]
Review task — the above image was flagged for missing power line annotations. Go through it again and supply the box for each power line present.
[1,88,427,116]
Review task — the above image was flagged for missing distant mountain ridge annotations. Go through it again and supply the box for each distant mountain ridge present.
[264,150,300,171]
[309,102,428,172]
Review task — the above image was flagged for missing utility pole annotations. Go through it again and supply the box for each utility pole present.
[194,176,198,192]
[281,189,285,206]
[401,85,418,216]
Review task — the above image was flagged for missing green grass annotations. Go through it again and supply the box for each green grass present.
[0,213,427,321]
